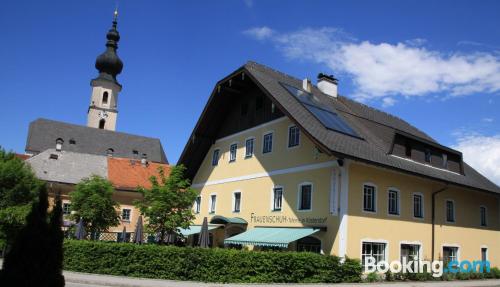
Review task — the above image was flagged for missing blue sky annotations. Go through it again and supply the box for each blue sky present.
[1,0,499,183]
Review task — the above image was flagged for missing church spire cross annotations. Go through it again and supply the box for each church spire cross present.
[93,9,123,84]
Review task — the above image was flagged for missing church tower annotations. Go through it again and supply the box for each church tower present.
[87,10,123,131]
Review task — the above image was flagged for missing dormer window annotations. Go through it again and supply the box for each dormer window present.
[405,142,412,157]
[69,139,76,145]
[106,148,114,157]
[442,154,448,168]
[55,138,63,151]
[424,149,431,163]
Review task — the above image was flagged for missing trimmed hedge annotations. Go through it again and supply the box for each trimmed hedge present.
[63,240,362,283]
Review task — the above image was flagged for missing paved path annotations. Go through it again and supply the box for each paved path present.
[2,259,500,286]
[63,271,500,287]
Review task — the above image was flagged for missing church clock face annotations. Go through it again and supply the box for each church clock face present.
[98,111,109,119]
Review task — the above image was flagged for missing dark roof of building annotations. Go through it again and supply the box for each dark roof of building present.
[26,118,168,164]
[179,61,500,194]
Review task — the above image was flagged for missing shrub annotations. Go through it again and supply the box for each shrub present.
[63,240,362,283]
[365,272,379,282]
[490,267,500,279]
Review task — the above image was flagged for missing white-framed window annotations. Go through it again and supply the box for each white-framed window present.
[400,243,421,263]
[121,208,131,221]
[229,144,237,162]
[443,246,459,266]
[209,194,217,214]
[298,183,313,211]
[363,184,376,212]
[481,247,488,262]
[446,199,455,223]
[413,193,424,219]
[362,241,386,267]
[388,189,400,215]
[233,191,241,212]
[194,196,201,214]
[263,132,273,154]
[62,202,71,215]
[288,125,300,148]
[480,205,487,227]
[245,138,254,158]
[272,186,283,211]
[212,149,220,166]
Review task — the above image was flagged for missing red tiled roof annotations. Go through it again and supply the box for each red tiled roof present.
[107,157,170,190]
[15,154,31,161]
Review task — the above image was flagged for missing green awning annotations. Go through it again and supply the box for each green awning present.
[178,224,222,236]
[224,227,319,248]
[210,215,248,225]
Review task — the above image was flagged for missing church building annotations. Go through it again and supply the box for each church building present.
[25,10,167,164]
[23,11,169,240]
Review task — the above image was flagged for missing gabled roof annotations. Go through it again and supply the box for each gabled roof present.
[107,157,170,190]
[26,118,168,163]
[27,149,108,185]
[179,61,500,194]
[26,149,170,190]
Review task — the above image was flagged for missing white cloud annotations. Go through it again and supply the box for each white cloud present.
[244,27,500,103]
[382,97,396,108]
[482,117,494,123]
[243,26,274,41]
[453,134,500,186]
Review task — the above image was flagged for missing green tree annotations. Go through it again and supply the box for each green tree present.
[0,147,40,248]
[70,175,120,238]
[0,186,65,286]
[135,165,197,244]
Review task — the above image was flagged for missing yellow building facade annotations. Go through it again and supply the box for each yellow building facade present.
[180,61,500,268]
[190,117,499,266]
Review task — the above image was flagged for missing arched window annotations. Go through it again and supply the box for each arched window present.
[99,119,106,129]
[297,236,321,253]
[102,91,109,105]
[55,138,63,151]
[106,148,114,157]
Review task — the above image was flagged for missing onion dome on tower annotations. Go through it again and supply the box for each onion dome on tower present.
[93,10,123,85]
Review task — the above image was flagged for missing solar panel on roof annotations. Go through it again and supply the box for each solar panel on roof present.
[281,83,361,138]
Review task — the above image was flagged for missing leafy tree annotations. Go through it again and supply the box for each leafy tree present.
[0,185,65,286]
[70,175,120,238]
[0,147,40,248]
[135,165,197,244]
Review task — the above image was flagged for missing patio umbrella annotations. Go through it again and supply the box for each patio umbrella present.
[120,226,127,243]
[133,216,143,244]
[74,219,86,240]
[198,217,210,248]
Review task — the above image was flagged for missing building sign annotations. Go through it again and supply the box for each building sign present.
[250,213,327,225]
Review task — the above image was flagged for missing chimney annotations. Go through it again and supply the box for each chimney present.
[141,154,148,167]
[317,73,338,98]
[302,78,312,93]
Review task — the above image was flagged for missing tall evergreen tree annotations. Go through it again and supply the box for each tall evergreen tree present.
[0,147,40,249]
[0,185,65,286]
